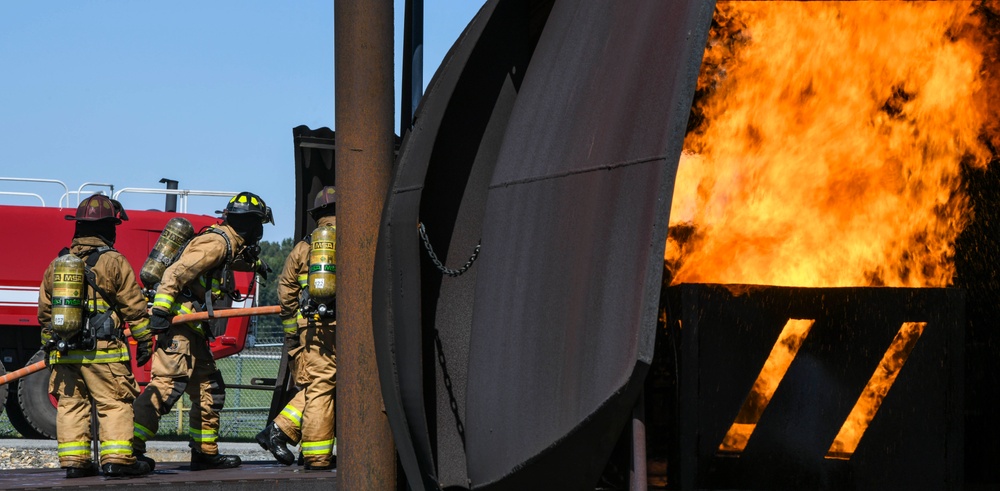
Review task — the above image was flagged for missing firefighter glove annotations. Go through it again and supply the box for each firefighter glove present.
[135,338,154,366]
[150,308,172,333]
[256,260,272,281]
[42,337,57,366]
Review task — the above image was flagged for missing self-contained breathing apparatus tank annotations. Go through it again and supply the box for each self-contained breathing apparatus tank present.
[51,254,86,338]
[140,217,195,288]
[307,225,337,316]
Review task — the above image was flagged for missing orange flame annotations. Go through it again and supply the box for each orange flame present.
[668,1,997,288]
[719,318,815,454]
[827,321,926,459]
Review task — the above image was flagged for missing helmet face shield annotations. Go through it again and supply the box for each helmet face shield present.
[111,199,129,222]
[263,205,275,225]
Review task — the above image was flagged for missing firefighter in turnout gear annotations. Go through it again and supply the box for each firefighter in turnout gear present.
[37,194,154,479]
[255,186,337,470]
[132,191,273,471]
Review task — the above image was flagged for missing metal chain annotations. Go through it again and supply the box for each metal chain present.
[434,329,465,447]
[418,222,481,277]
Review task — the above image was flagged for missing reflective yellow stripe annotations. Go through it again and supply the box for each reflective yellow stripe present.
[280,404,303,427]
[170,303,206,336]
[49,345,130,365]
[189,428,218,442]
[172,303,194,315]
[197,276,223,297]
[282,316,298,334]
[100,441,133,455]
[297,274,308,288]
[133,422,154,441]
[302,439,334,455]
[129,318,151,340]
[153,293,175,310]
[58,441,91,457]
[87,299,111,310]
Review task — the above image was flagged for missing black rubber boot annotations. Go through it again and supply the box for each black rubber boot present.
[254,421,295,466]
[190,449,242,471]
[65,463,99,478]
[304,456,336,471]
[134,452,156,472]
[101,460,151,478]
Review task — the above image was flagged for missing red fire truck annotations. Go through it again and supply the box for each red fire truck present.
[0,178,256,439]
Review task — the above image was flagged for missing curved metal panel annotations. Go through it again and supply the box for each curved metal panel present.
[373,0,551,488]
[373,0,714,489]
[465,1,715,488]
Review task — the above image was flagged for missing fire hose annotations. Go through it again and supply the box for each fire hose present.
[0,305,281,386]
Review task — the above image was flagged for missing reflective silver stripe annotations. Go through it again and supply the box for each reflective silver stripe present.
[282,316,298,334]
[170,303,206,336]
[189,428,218,442]
[49,346,129,364]
[58,441,90,456]
[280,404,303,427]
[130,319,151,339]
[133,422,154,441]
[100,441,133,455]
[153,293,175,310]
[302,439,334,455]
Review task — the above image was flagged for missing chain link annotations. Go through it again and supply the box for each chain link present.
[418,222,481,277]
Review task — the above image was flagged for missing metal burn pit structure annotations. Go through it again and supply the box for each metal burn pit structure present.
[651,284,964,490]
[371,0,1000,489]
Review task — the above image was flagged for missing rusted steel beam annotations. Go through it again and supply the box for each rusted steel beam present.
[334,0,397,489]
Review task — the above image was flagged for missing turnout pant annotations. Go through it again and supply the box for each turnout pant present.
[284,321,336,466]
[49,349,139,468]
[132,325,226,455]
[273,321,311,444]
[274,389,306,444]
[274,321,337,459]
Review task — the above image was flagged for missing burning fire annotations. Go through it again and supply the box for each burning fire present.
[827,321,926,460]
[667,1,1000,288]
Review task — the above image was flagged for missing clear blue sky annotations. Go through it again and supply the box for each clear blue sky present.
[0,1,484,242]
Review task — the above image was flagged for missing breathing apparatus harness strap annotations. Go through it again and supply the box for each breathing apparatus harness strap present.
[173,226,241,341]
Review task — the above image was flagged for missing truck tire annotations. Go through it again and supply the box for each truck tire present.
[4,379,49,440]
[16,350,56,440]
[0,364,7,410]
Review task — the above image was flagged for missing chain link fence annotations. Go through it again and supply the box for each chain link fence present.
[1,314,286,441]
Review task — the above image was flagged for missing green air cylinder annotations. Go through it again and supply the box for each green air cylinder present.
[51,254,86,338]
[308,225,337,301]
[140,217,195,288]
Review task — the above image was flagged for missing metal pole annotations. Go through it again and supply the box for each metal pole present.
[335,0,397,488]
[91,397,100,473]
[159,178,179,212]
[631,392,648,491]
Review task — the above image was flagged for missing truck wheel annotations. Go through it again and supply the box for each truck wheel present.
[0,364,7,410]
[16,350,57,440]
[4,379,48,440]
